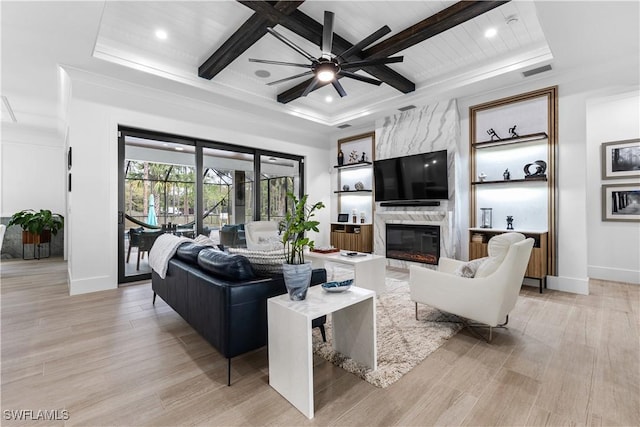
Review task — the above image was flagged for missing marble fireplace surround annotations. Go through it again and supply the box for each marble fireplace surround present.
[374,210,454,270]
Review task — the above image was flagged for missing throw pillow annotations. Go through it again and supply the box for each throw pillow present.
[194,234,218,247]
[257,235,284,251]
[453,257,487,278]
[227,247,286,276]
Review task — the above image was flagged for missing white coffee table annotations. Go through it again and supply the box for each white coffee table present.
[305,250,387,294]
[267,285,376,419]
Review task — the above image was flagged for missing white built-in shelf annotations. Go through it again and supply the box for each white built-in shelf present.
[473,132,548,149]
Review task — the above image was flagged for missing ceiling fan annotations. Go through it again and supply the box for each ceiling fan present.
[249,11,404,98]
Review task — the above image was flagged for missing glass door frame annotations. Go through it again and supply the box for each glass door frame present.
[118,126,304,284]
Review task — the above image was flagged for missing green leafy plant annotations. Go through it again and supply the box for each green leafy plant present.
[8,209,64,236]
[280,192,325,265]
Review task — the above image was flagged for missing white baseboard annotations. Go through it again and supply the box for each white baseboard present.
[588,265,640,285]
[69,275,117,295]
[546,275,589,295]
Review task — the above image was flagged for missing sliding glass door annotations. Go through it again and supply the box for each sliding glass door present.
[118,127,303,284]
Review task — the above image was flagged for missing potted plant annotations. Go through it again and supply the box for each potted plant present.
[8,209,64,247]
[279,192,325,300]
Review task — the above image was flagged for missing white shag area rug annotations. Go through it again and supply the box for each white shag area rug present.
[312,274,462,388]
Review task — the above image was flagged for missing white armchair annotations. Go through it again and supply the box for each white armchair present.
[244,221,283,251]
[409,233,534,341]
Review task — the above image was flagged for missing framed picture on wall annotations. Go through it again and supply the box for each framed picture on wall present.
[601,139,640,179]
[602,183,640,222]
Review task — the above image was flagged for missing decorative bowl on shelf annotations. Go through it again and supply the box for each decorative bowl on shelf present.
[321,279,353,293]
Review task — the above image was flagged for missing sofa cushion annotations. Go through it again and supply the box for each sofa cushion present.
[227,247,286,276]
[197,248,255,281]
[175,242,210,264]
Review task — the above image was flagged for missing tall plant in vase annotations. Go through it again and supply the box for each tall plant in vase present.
[279,192,325,300]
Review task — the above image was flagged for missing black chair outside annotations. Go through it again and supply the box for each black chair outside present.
[126,227,144,264]
[136,231,163,270]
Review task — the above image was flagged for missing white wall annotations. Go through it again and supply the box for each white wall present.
[1,126,65,216]
[66,75,331,295]
[586,90,640,284]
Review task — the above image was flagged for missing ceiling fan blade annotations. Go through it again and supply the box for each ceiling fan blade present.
[338,26,391,61]
[301,77,320,97]
[331,79,347,97]
[266,28,317,63]
[339,70,383,86]
[267,71,314,86]
[249,58,312,68]
[341,56,404,69]
[321,11,335,57]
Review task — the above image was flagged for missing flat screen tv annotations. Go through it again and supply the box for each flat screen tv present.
[374,150,448,202]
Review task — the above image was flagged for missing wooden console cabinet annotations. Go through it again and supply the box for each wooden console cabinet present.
[469,228,547,291]
[330,223,373,253]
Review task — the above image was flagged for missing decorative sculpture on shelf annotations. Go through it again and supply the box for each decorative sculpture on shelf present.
[337,149,344,166]
[342,184,349,191]
[524,160,547,179]
[478,172,487,182]
[487,128,501,141]
[360,152,367,163]
[509,125,519,138]
[354,181,364,190]
[348,150,359,163]
[503,169,511,180]
[506,216,514,230]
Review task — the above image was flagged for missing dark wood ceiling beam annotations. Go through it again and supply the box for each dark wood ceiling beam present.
[277,0,510,104]
[363,1,510,59]
[198,1,304,79]
[236,3,414,103]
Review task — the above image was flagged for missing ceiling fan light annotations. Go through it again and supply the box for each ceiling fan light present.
[317,70,335,82]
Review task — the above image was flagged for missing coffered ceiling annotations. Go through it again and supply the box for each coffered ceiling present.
[93,1,550,126]
[1,1,638,134]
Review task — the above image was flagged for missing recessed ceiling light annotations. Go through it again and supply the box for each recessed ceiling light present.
[484,27,497,38]
[155,29,168,40]
[174,147,184,151]
[325,96,333,103]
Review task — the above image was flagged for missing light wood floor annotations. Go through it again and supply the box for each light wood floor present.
[1,258,638,426]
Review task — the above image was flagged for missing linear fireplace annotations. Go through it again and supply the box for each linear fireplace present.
[385,224,440,265]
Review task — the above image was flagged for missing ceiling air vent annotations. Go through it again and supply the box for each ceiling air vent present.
[523,65,552,78]
[398,105,416,112]
[337,124,351,129]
